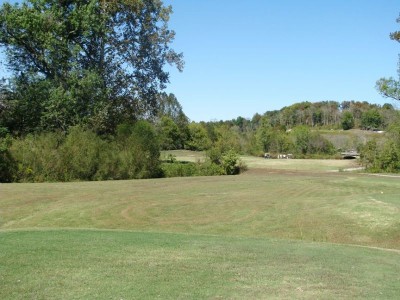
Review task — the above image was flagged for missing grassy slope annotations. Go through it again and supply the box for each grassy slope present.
[321,128,386,150]
[1,157,399,299]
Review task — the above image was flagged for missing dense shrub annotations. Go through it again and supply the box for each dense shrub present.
[206,147,246,175]
[360,139,400,173]
[360,118,400,173]
[8,121,162,182]
[221,150,241,175]
[161,148,246,178]
[117,121,162,179]
[11,131,64,182]
[161,162,199,177]
[379,141,400,172]
[60,126,104,181]
[0,128,15,182]
[308,132,336,155]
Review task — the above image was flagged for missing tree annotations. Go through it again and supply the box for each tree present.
[185,123,211,151]
[361,109,383,130]
[0,0,183,133]
[291,126,311,155]
[376,14,400,101]
[157,116,182,150]
[255,116,273,152]
[213,124,241,153]
[341,111,354,130]
[157,92,189,146]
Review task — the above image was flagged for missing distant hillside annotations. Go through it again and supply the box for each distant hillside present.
[320,129,387,151]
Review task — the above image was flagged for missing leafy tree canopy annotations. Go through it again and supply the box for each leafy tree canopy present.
[0,0,183,133]
[376,14,400,101]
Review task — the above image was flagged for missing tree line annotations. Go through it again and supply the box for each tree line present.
[1,1,400,181]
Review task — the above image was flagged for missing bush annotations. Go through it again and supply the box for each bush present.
[60,126,104,181]
[379,141,400,172]
[308,132,336,155]
[9,121,163,182]
[11,131,65,182]
[125,121,162,178]
[0,128,16,182]
[206,148,246,175]
[161,161,198,177]
[221,150,241,175]
[360,117,400,173]
[196,161,225,176]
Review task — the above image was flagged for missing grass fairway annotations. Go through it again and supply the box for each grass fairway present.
[1,157,400,299]
[1,230,399,299]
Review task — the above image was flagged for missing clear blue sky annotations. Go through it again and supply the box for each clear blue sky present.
[1,1,399,122]
[163,0,400,121]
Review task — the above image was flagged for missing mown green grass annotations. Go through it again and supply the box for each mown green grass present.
[161,150,206,163]
[1,158,399,299]
[1,171,399,249]
[1,230,399,299]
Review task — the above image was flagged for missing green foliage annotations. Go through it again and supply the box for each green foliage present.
[60,126,104,181]
[360,118,400,173]
[341,111,355,130]
[292,126,312,154]
[157,116,183,150]
[376,78,400,101]
[221,150,242,175]
[8,121,162,182]
[156,93,189,150]
[161,162,198,177]
[185,123,212,151]
[206,147,246,175]
[379,141,400,172]
[11,131,65,182]
[0,0,183,133]
[360,140,381,172]
[308,132,336,155]
[361,109,383,130]
[0,127,15,182]
[291,126,335,156]
[114,121,162,179]
[161,161,224,177]
[213,124,242,153]
[255,117,273,152]
[376,15,400,101]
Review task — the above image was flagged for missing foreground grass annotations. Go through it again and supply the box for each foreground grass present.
[1,230,399,299]
[1,170,399,249]
[1,159,399,299]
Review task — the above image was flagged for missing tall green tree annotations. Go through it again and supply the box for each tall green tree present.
[185,123,211,151]
[341,111,354,130]
[255,116,273,152]
[361,109,383,130]
[376,14,400,101]
[0,0,183,133]
[157,92,189,145]
[157,116,182,150]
